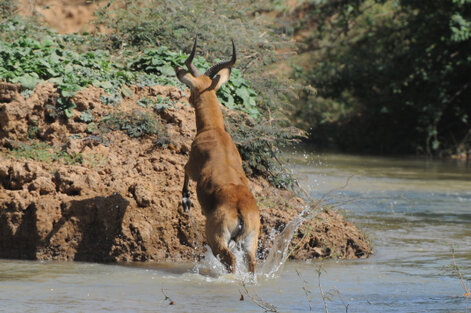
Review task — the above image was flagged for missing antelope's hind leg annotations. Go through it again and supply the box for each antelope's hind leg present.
[242,231,258,274]
[206,223,237,273]
[215,243,236,274]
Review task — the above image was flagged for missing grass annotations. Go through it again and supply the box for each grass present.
[99,111,167,139]
[6,141,83,165]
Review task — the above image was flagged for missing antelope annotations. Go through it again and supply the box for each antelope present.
[175,37,260,274]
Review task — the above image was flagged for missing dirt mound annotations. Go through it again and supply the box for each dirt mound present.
[0,82,371,263]
[18,0,101,34]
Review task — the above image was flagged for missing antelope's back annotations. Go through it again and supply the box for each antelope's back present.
[192,128,244,179]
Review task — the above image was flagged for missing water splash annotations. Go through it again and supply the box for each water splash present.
[193,244,256,283]
[186,210,205,275]
[259,205,317,278]
[188,204,319,282]
[186,208,255,281]
[184,156,322,281]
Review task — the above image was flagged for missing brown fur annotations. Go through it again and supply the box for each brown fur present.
[176,61,260,274]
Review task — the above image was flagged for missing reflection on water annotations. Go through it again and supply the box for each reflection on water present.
[1,150,471,312]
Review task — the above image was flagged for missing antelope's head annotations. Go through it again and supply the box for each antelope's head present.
[175,37,236,106]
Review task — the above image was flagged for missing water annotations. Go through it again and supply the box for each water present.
[1,150,471,312]
[286,151,471,312]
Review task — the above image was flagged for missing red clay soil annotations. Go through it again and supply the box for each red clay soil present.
[0,82,372,263]
[18,0,102,34]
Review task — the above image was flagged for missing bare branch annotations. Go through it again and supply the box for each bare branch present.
[451,246,471,297]
[161,288,175,305]
[240,282,280,312]
[295,269,313,312]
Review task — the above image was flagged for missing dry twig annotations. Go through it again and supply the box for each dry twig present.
[451,246,471,297]
[316,266,329,313]
[240,281,279,312]
[295,269,313,312]
[161,288,175,305]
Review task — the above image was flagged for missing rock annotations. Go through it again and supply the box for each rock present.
[129,184,152,207]
[29,176,56,195]
[0,82,22,103]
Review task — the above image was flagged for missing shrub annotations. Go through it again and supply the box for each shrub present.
[0,0,16,20]
[94,0,296,116]
[292,0,471,156]
[7,141,83,164]
[129,46,259,117]
[223,110,304,188]
[99,111,169,141]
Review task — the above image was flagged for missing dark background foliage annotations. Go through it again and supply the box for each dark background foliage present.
[292,0,471,156]
[1,0,470,158]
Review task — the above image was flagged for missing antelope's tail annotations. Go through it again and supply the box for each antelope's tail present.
[230,209,245,243]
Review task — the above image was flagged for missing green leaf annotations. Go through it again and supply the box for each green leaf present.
[223,94,235,109]
[49,77,64,84]
[121,85,133,98]
[13,74,41,90]
[158,64,175,76]
[64,107,75,118]
[80,110,94,122]
[61,89,77,97]
[99,81,113,89]
[87,122,96,133]
[235,87,251,102]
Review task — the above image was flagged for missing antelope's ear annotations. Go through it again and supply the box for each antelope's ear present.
[211,68,231,91]
[175,66,196,90]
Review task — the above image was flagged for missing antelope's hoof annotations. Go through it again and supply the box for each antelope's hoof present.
[182,191,191,212]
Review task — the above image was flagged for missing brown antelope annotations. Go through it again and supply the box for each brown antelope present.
[175,37,260,274]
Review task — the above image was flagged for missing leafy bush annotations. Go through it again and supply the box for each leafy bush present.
[99,111,168,140]
[0,0,16,20]
[129,46,259,117]
[0,33,259,118]
[223,110,304,188]
[0,36,132,116]
[7,141,83,164]
[94,0,282,61]
[94,0,296,117]
[292,0,471,156]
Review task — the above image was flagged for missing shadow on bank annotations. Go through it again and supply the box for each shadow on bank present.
[0,193,129,262]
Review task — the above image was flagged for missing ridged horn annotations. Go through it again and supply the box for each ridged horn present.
[204,39,236,78]
[185,36,201,77]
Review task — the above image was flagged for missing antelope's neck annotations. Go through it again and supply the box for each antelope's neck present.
[193,91,225,133]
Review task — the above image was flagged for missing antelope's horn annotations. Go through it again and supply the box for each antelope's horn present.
[185,36,201,77]
[204,39,236,78]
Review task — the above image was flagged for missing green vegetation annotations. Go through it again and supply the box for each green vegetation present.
[99,111,169,141]
[224,111,302,188]
[93,0,299,118]
[0,33,180,116]
[0,1,302,187]
[0,0,15,20]
[0,26,259,118]
[7,141,83,164]
[129,46,259,116]
[137,95,177,112]
[292,0,471,156]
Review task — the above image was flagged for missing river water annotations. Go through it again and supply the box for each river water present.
[1,150,470,312]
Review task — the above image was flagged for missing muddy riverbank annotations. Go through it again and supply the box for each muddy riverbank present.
[0,82,371,263]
